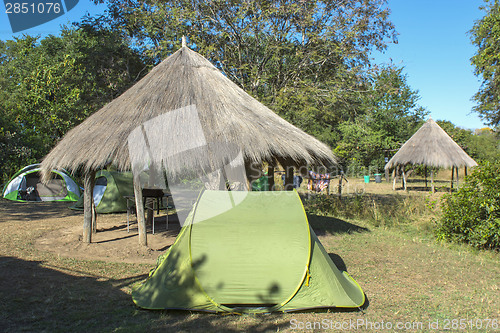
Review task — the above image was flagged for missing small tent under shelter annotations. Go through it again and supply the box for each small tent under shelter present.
[72,170,134,213]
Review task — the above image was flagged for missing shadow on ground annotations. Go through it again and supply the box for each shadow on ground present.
[0,199,81,223]
[0,256,292,332]
[308,214,370,236]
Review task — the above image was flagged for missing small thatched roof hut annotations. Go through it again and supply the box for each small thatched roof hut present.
[385,118,477,170]
[385,118,477,191]
[41,41,336,245]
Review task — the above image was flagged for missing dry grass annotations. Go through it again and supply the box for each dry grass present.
[0,191,498,332]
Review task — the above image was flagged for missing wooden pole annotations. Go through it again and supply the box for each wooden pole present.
[133,174,147,246]
[424,165,428,190]
[284,165,294,191]
[338,173,343,198]
[456,165,459,188]
[392,168,397,191]
[431,168,435,193]
[91,200,97,234]
[464,166,468,177]
[83,170,95,243]
[450,166,454,193]
[146,198,153,226]
[402,168,407,191]
[268,165,275,191]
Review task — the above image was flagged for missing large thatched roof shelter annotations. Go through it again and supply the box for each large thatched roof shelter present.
[41,41,336,245]
[42,44,335,176]
[385,118,477,191]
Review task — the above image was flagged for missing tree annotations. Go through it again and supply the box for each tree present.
[0,26,146,182]
[88,0,397,134]
[470,0,500,126]
[437,120,500,163]
[333,66,427,173]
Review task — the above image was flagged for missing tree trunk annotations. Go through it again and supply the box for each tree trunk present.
[83,170,96,243]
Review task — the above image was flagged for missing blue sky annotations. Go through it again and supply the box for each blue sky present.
[0,1,489,130]
[373,0,487,130]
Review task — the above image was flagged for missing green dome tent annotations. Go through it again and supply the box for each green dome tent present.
[132,190,364,313]
[2,164,80,202]
[72,170,134,213]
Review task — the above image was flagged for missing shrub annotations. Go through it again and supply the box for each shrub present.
[436,161,500,250]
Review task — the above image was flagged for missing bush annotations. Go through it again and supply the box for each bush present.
[436,161,500,250]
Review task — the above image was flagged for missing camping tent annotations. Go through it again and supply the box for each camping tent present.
[72,170,134,213]
[132,190,365,313]
[2,164,80,202]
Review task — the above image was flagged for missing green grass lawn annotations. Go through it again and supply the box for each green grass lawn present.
[0,198,498,332]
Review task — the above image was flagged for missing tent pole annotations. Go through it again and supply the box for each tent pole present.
[83,170,96,243]
[268,165,275,191]
[133,174,147,246]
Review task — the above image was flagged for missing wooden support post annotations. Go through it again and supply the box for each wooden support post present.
[450,166,454,193]
[456,165,459,188]
[284,165,294,191]
[464,166,468,177]
[92,200,97,234]
[83,170,95,243]
[133,175,147,247]
[424,165,428,190]
[431,168,435,193]
[392,168,397,191]
[146,197,153,226]
[338,173,343,198]
[402,168,407,191]
[268,165,275,191]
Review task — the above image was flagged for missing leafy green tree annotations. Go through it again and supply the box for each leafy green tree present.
[88,0,397,134]
[470,0,500,126]
[437,120,500,163]
[0,26,146,182]
[334,66,427,173]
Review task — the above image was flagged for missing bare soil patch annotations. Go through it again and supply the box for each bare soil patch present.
[1,199,180,264]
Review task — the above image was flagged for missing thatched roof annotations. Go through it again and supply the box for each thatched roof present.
[385,118,478,170]
[41,45,336,178]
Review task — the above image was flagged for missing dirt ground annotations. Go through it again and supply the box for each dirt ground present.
[0,199,181,264]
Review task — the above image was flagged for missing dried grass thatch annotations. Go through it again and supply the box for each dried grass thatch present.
[41,45,336,179]
[385,118,478,170]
